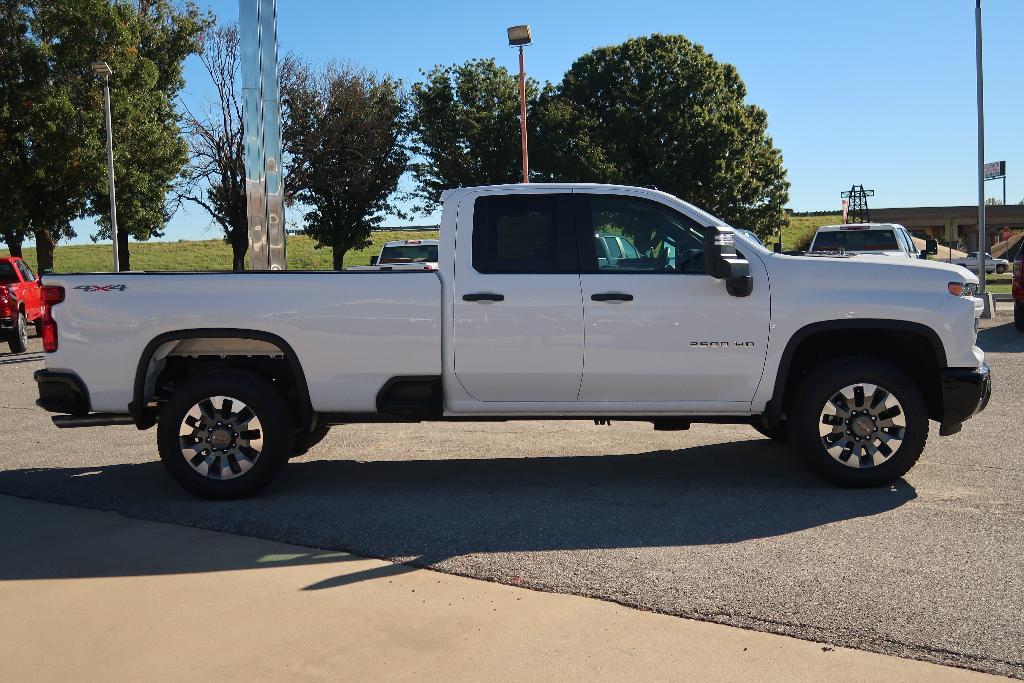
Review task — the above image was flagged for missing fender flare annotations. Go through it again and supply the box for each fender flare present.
[130,328,313,430]
[763,319,947,426]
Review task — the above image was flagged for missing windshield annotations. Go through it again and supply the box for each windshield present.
[0,262,18,285]
[379,244,438,263]
[812,230,899,252]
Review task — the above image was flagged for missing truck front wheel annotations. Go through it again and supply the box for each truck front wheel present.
[157,372,293,499]
[788,358,928,487]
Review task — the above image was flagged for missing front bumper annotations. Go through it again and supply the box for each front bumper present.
[34,369,91,415]
[0,316,13,332]
[939,363,991,434]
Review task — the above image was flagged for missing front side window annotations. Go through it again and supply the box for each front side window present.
[17,261,35,282]
[582,194,706,273]
[472,194,576,274]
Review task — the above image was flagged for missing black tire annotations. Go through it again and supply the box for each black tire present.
[157,371,293,499]
[788,357,928,487]
[751,418,789,442]
[291,422,331,458]
[996,264,1007,275]
[1015,302,1024,332]
[33,317,42,337]
[7,313,28,353]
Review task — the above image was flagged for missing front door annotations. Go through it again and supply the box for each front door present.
[576,192,770,407]
[452,192,584,402]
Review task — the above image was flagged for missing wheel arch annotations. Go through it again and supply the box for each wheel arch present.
[131,329,313,430]
[765,319,947,426]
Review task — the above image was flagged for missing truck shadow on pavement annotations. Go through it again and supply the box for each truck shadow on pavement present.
[978,321,1023,353]
[0,439,917,583]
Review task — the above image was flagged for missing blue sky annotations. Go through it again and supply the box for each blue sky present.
[66,0,1024,245]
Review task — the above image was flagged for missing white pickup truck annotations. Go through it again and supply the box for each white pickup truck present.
[33,184,991,499]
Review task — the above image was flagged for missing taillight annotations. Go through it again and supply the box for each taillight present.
[40,285,64,353]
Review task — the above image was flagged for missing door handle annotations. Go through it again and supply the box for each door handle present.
[462,292,505,302]
[591,292,633,302]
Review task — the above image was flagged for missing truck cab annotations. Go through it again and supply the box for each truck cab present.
[809,223,921,259]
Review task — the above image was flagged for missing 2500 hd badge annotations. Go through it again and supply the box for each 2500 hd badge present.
[690,340,756,348]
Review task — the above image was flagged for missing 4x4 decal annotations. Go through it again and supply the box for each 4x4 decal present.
[74,284,127,292]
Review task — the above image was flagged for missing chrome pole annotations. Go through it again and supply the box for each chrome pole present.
[101,74,120,272]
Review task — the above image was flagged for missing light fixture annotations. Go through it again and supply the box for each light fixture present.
[507,25,532,47]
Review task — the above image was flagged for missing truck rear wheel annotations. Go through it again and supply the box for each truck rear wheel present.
[157,372,293,499]
[1015,302,1024,332]
[788,357,927,487]
[7,313,28,353]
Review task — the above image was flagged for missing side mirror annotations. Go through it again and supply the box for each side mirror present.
[773,242,783,253]
[704,226,752,297]
[924,238,938,256]
[369,255,379,266]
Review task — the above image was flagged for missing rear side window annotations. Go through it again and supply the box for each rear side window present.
[472,194,577,274]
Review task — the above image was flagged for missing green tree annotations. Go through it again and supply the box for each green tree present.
[408,58,537,207]
[3,0,207,271]
[534,34,790,239]
[282,59,408,270]
[0,0,39,257]
[84,0,210,270]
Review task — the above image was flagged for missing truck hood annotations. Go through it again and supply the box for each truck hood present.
[770,252,980,284]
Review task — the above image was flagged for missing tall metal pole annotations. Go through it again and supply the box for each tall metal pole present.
[518,46,529,184]
[101,74,120,273]
[975,0,987,292]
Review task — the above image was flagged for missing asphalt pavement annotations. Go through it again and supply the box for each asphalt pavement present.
[1,317,1021,678]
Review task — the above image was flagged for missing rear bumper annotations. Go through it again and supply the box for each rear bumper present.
[940,363,991,433]
[34,369,91,415]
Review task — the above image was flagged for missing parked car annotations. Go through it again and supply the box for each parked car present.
[350,239,439,271]
[808,223,932,259]
[0,256,44,353]
[1013,247,1024,331]
[34,183,990,498]
[951,252,1010,275]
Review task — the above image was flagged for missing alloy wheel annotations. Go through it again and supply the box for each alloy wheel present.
[178,395,264,480]
[818,383,906,469]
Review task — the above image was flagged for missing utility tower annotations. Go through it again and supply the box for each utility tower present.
[841,185,874,224]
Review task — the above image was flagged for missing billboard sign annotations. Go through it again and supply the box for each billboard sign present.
[983,160,1006,179]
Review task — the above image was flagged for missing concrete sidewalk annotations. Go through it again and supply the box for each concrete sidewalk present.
[0,495,997,681]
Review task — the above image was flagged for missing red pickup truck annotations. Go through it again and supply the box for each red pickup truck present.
[1,256,44,353]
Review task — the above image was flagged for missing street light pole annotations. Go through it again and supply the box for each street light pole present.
[974,0,986,295]
[507,25,533,184]
[92,61,119,273]
[518,46,529,183]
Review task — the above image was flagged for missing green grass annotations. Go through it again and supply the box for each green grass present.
[780,214,843,251]
[0,231,436,273]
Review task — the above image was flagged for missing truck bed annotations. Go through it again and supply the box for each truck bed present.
[42,271,442,413]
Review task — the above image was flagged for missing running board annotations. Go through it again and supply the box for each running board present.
[52,413,136,428]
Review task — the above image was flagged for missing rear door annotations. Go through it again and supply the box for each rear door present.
[575,191,770,405]
[452,192,584,401]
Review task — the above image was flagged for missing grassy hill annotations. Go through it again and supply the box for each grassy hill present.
[781,214,843,250]
[0,231,433,273]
